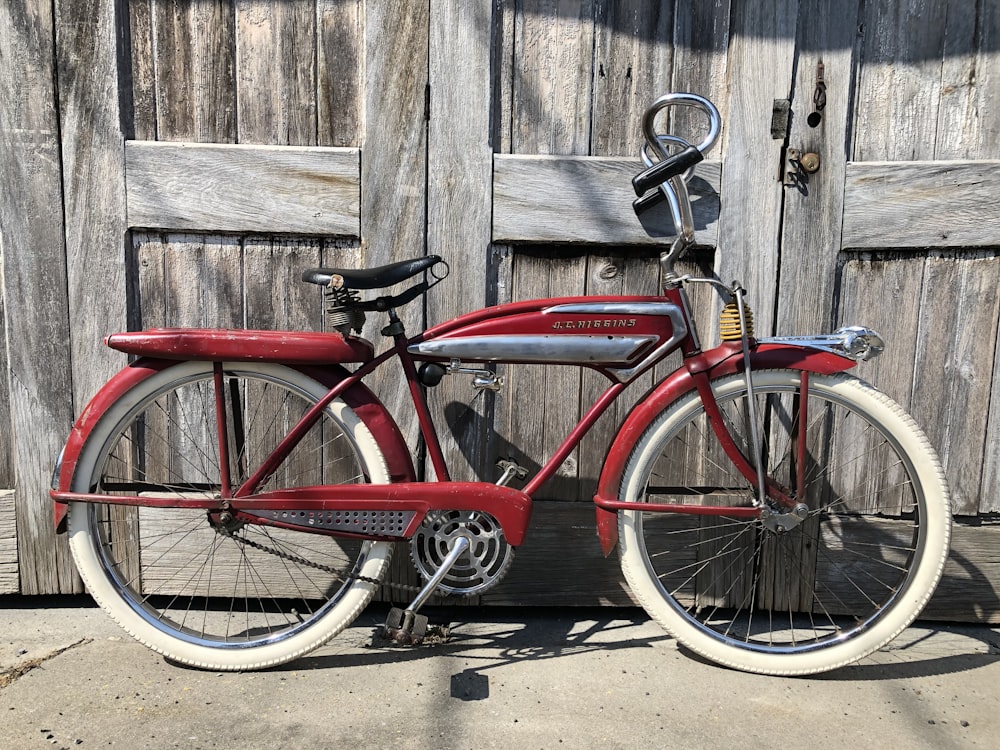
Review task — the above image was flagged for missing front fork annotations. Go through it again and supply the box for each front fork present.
[666,273,795,511]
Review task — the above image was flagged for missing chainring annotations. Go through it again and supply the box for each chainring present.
[410,510,514,596]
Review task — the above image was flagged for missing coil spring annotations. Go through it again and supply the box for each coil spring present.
[325,286,366,335]
[719,300,754,342]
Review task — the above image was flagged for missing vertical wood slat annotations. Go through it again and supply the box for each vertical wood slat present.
[909,253,1000,515]
[0,0,78,593]
[361,2,430,595]
[0,266,11,490]
[137,234,244,331]
[149,0,237,143]
[841,0,940,419]
[362,1,429,449]
[936,1,1000,514]
[125,0,156,140]
[57,0,129,406]
[578,3,677,501]
[426,0,495,483]
[776,0,857,336]
[670,2,731,124]
[233,0,320,338]
[235,0,316,146]
[590,0,674,157]
[502,2,595,500]
[0,490,16,593]
[317,0,363,147]
[715,0,798,339]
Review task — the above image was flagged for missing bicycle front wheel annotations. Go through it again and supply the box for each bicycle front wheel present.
[618,370,950,675]
[67,361,393,670]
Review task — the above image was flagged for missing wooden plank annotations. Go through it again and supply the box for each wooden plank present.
[362,1,428,272]
[590,0,673,156]
[149,0,236,142]
[501,3,596,500]
[925,521,1000,623]
[360,0,429,384]
[910,252,1000,515]
[846,0,949,509]
[0,490,16,594]
[57,0,130,419]
[125,141,361,235]
[851,0,947,163]
[504,257,587,502]
[1,0,78,594]
[362,2,430,595]
[126,0,156,140]
[835,255,925,425]
[0,272,11,489]
[670,2,731,122]
[425,0,495,483]
[235,0,316,146]
[842,161,1000,250]
[482,501,637,606]
[137,234,244,330]
[510,0,595,156]
[576,252,661,503]
[776,0,857,335]
[585,0,693,497]
[493,156,721,245]
[936,0,1000,159]
[934,1,1000,516]
[316,0,363,147]
[985,331,1000,514]
[244,238,323,332]
[714,0,798,338]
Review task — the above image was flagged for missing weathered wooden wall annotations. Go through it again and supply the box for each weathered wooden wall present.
[1,0,998,618]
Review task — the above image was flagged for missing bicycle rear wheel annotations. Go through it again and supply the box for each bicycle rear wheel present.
[67,361,392,670]
[618,370,950,675]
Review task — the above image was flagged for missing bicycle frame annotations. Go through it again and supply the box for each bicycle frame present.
[51,278,859,556]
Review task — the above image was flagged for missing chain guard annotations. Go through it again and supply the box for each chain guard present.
[410,510,513,596]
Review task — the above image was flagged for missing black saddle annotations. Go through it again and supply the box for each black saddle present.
[303,255,442,290]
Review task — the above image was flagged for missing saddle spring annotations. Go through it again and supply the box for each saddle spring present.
[325,284,367,335]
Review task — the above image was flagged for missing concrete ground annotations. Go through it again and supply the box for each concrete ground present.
[1,596,998,750]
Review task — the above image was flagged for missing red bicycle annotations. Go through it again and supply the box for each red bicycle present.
[51,94,951,676]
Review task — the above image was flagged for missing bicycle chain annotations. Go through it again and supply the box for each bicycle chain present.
[217,526,424,594]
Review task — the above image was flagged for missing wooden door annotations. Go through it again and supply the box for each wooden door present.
[3,0,999,614]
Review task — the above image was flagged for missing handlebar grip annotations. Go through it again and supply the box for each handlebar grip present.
[632,189,666,217]
[631,145,704,196]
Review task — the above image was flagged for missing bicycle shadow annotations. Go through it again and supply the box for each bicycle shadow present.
[273,605,998,687]
[284,606,671,699]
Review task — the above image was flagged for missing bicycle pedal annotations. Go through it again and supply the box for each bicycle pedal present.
[384,607,428,645]
[495,458,528,486]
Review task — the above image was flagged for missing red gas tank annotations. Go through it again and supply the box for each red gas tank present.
[408,296,687,380]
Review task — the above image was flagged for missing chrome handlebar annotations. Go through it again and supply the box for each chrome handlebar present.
[641,92,722,160]
[634,93,722,277]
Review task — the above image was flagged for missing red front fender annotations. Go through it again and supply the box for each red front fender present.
[593,342,858,556]
[52,358,415,532]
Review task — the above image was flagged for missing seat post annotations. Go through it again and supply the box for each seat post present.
[381,308,406,338]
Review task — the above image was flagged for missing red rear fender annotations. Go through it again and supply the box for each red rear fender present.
[105,329,374,364]
[52,358,413,532]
